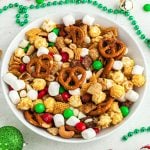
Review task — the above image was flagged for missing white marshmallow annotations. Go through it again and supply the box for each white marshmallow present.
[84,118,93,123]
[12,80,25,91]
[9,90,20,104]
[84,36,91,44]
[3,73,17,85]
[63,14,75,26]
[132,65,144,75]
[69,88,80,96]
[19,39,29,48]
[22,55,30,64]
[27,89,38,100]
[78,112,86,119]
[125,90,139,102]
[48,81,60,96]
[117,95,126,102]
[124,1,133,10]
[113,60,123,70]
[66,116,80,126]
[80,48,89,57]
[53,114,64,127]
[82,15,95,26]
[106,79,114,89]
[85,70,92,80]
[81,128,96,139]
[124,47,128,55]
[37,47,49,57]
[26,84,33,91]
[73,109,79,117]
[48,32,57,42]
[20,90,27,98]
[54,54,62,62]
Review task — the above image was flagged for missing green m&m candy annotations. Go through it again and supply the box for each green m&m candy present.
[59,86,65,94]
[120,106,129,117]
[92,60,103,70]
[63,108,74,119]
[143,4,150,12]
[34,103,45,113]
[36,0,44,4]
[52,28,60,35]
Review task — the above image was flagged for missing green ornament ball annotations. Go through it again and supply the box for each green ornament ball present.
[34,103,45,113]
[63,108,74,119]
[36,0,44,4]
[92,60,103,70]
[120,106,129,117]
[0,126,24,150]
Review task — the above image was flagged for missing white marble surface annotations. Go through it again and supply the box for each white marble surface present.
[0,0,150,149]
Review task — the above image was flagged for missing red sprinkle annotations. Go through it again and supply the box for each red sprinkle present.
[60,52,69,62]
[61,92,71,102]
[41,113,53,124]
[93,127,100,134]
[19,64,26,73]
[75,122,86,132]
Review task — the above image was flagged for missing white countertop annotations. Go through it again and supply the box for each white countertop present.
[0,0,150,149]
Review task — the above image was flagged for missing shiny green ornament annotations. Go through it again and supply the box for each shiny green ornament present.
[63,108,74,119]
[92,60,103,70]
[120,106,129,117]
[34,103,45,113]
[0,126,24,150]
[143,4,150,12]
[36,0,44,4]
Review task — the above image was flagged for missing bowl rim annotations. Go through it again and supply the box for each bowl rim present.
[0,11,148,143]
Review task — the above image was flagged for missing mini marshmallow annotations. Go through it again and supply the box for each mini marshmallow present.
[117,95,126,102]
[82,15,95,26]
[106,79,114,89]
[37,47,49,57]
[81,128,96,139]
[125,90,139,102]
[85,70,92,80]
[26,84,33,91]
[13,80,26,91]
[63,14,75,26]
[132,65,144,75]
[19,39,29,48]
[48,81,60,96]
[69,88,80,96]
[113,60,123,70]
[66,116,80,126]
[54,54,62,62]
[73,108,79,117]
[84,36,91,44]
[53,114,65,127]
[48,32,57,42]
[78,112,86,119]
[9,90,20,104]
[3,72,17,84]
[22,55,30,64]
[122,0,133,11]
[20,90,27,98]
[84,118,93,123]
[80,48,89,57]
[124,47,128,55]
[27,89,38,100]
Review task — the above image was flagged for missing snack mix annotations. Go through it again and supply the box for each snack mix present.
[3,14,146,140]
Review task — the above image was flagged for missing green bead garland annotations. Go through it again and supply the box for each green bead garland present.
[122,126,150,141]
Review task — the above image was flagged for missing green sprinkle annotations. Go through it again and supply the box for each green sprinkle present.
[24,43,30,53]
[24,19,28,24]
[124,11,130,16]
[53,1,58,5]
[24,14,29,18]
[140,34,145,40]
[58,1,63,5]
[41,3,47,8]
[145,38,150,44]
[19,22,24,27]
[136,30,142,35]
[16,19,20,24]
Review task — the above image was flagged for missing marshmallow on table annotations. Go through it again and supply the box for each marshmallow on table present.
[78,112,86,119]
[69,88,80,96]
[125,89,139,102]
[22,55,30,64]
[80,48,89,57]
[63,14,75,26]
[19,39,29,48]
[48,32,57,43]
[66,116,80,126]
[48,81,60,96]
[53,114,64,127]
[27,89,38,100]
[37,47,49,57]
[54,54,62,62]
[81,128,96,139]
[9,90,20,104]
[82,15,95,26]
[112,60,123,70]
[132,65,144,75]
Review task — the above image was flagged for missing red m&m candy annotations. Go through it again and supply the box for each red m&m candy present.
[19,64,26,73]
[60,52,69,62]
[75,122,86,132]
[61,92,71,102]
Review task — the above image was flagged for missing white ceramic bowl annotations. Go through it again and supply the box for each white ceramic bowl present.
[1,11,148,143]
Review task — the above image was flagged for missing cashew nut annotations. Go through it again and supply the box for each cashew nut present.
[58,126,75,139]
[62,47,74,60]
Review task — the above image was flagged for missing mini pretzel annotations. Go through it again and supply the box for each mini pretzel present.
[101,58,114,78]
[58,66,86,90]
[26,54,53,78]
[98,38,126,58]
[88,97,114,116]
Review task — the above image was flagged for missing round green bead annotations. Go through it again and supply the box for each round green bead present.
[131,20,136,25]
[3,6,8,11]
[140,34,145,40]
[120,106,129,117]
[147,126,150,132]
[122,135,128,141]
[143,4,150,12]
[119,9,125,14]
[92,60,103,70]
[134,129,139,134]
[16,19,20,24]
[34,103,45,113]
[134,25,139,30]
[145,38,150,44]
[36,0,44,4]
[8,4,13,8]
[88,0,92,4]
[14,3,19,7]
[148,44,150,48]
[29,4,35,9]
[65,0,70,4]
[102,6,107,11]
[140,127,146,132]
[128,132,133,137]
[136,30,142,35]
[98,4,103,9]
[93,1,98,6]
[53,1,58,5]
[19,22,25,27]
[24,14,29,18]
[125,11,130,16]
[48,42,55,47]
[114,9,119,14]
[36,4,40,9]
[52,28,60,35]
[128,16,134,20]
[24,19,28,24]
[41,3,47,8]
[58,1,63,5]
[59,86,65,94]
[16,14,20,18]
[63,108,74,119]
[108,9,113,13]
[82,0,87,4]
[0,9,3,14]
[47,2,52,6]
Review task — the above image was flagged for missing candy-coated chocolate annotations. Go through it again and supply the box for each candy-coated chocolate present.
[34,103,45,113]
[120,106,129,117]
[59,86,65,94]
[63,108,74,119]
[143,4,150,12]
[41,113,53,124]
[19,64,26,73]
[36,0,44,4]
[93,127,100,134]
[92,60,103,70]
[52,28,60,35]
[75,122,86,132]
[61,92,71,102]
